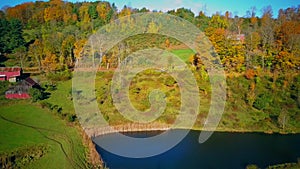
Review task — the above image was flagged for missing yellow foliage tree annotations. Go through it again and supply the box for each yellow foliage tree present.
[79,3,90,23]
[74,39,87,62]
[42,52,58,72]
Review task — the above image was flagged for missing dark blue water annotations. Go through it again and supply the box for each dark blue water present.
[94,130,300,169]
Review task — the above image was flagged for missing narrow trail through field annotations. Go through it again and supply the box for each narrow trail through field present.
[0,114,86,169]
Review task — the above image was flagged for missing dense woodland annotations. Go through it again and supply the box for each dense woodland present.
[0,0,299,74]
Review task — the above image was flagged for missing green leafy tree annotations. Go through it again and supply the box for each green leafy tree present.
[195,11,209,31]
[12,46,27,68]
[29,88,47,102]
[253,93,272,110]
[88,4,98,20]
[0,18,25,54]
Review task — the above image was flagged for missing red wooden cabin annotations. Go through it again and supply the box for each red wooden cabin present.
[0,67,22,82]
[5,77,39,99]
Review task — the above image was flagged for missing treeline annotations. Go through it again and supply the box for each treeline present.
[0,0,299,75]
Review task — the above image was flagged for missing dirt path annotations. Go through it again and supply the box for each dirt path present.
[0,114,86,169]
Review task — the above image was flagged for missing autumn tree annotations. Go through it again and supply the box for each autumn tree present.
[74,39,87,62]
[96,2,112,23]
[165,38,170,48]
[209,13,229,29]
[244,7,260,69]
[79,3,91,23]
[195,11,209,31]
[44,0,64,23]
[42,52,58,72]
[175,8,195,23]
[61,35,75,67]
[29,1,47,27]
[1,1,300,77]
[63,3,73,24]
[189,53,202,69]
[118,5,131,17]
[28,39,43,71]
[260,6,274,56]
[6,2,34,25]
[147,20,159,33]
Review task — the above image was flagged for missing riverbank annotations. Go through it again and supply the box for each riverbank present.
[94,71,300,138]
[86,122,300,138]
[86,123,171,138]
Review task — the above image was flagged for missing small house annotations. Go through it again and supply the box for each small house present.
[0,67,22,82]
[5,77,39,99]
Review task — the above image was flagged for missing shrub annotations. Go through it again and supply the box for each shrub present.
[29,88,47,102]
[0,145,48,168]
[253,93,272,110]
[68,114,77,122]
[39,101,52,109]
[245,69,255,80]
[0,81,10,100]
[50,104,62,114]
[46,70,72,82]
[254,76,261,84]
[44,83,57,91]
[0,81,10,94]
[164,76,176,86]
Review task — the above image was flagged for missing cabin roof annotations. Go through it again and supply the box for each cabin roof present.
[5,78,39,94]
[6,82,30,94]
[24,77,38,87]
[0,67,21,72]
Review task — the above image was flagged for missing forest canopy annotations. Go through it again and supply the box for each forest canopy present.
[0,0,299,74]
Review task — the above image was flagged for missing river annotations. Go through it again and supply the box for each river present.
[94,130,300,169]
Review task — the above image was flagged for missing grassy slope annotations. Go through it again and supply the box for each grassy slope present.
[0,101,87,169]
[45,80,75,115]
[94,50,300,133]
[170,49,195,62]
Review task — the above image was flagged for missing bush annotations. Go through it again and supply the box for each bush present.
[255,76,261,84]
[44,83,57,91]
[39,101,52,109]
[245,69,255,80]
[164,76,176,86]
[0,81,10,100]
[68,114,77,122]
[0,81,10,94]
[29,88,47,102]
[50,104,62,114]
[46,70,72,82]
[0,145,48,168]
[253,93,272,110]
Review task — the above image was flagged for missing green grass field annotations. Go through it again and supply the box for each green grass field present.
[45,80,75,116]
[0,101,88,169]
[170,49,195,62]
